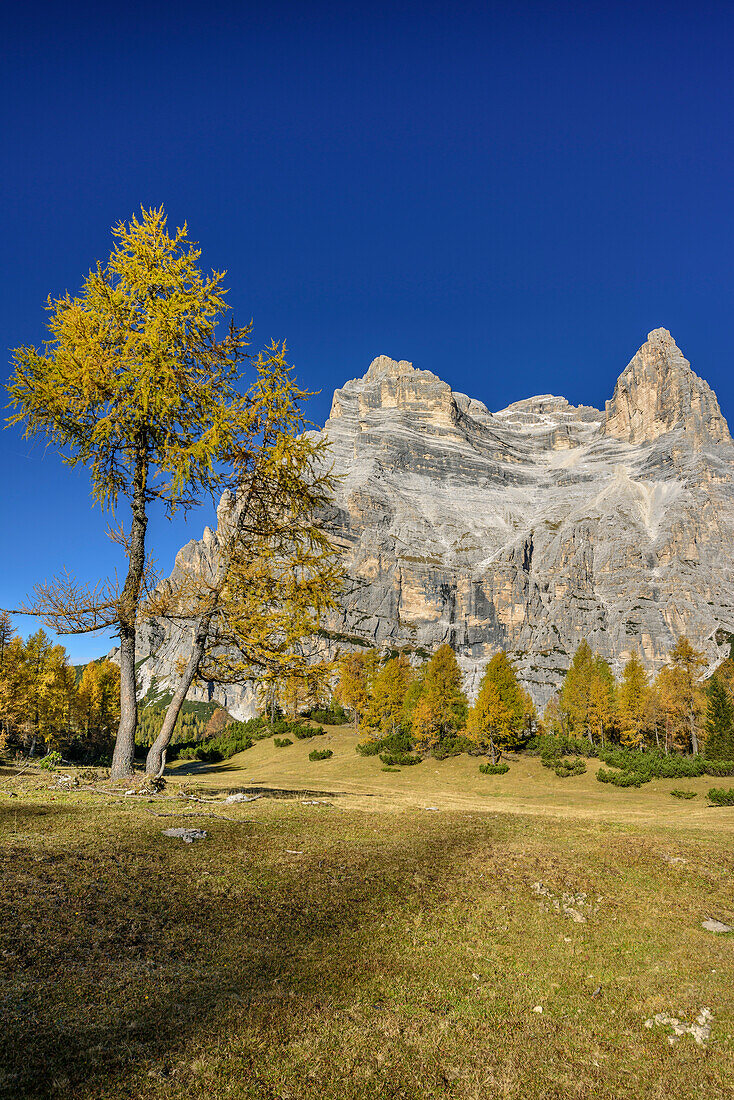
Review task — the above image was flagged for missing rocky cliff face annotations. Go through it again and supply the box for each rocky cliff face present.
[137,329,734,714]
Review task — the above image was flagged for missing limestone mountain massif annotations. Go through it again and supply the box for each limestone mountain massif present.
[136,329,734,713]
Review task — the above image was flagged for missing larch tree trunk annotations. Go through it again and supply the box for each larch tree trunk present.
[145,610,214,777]
[111,444,148,780]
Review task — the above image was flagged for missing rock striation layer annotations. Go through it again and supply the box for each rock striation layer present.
[137,329,734,712]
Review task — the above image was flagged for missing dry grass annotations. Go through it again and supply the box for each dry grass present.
[173,722,734,830]
[1,736,733,1099]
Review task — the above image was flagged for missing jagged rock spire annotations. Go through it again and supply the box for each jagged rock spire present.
[605,329,731,445]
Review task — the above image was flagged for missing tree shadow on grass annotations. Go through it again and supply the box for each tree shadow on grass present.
[193,783,363,800]
[0,796,484,1100]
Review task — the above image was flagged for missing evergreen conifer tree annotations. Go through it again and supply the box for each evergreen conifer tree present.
[704,676,734,760]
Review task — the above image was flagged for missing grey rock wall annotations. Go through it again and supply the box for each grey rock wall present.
[137,329,734,713]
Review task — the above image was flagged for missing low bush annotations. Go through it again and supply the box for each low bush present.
[292,724,325,740]
[355,740,381,756]
[308,748,333,762]
[306,705,349,726]
[379,751,421,766]
[708,787,734,806]
[670,789,697,799]
[39,751,62,772]
[479,762,509,775]
[554,757,586,778]
[597,748,705,780]
[531,734,598,759]
[273,737,293,748]
[381,766,400,773]
[704,760,734,777]
[432,735,475,760]
[356,730,413,758]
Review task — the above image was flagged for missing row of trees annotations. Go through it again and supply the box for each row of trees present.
[336,644,536,761]
[0,613,119,760]
[545,637,734,757]
[334,635,734,763]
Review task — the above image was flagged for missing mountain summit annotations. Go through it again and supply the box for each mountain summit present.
[605,328,730,445]
[137,330,734,713]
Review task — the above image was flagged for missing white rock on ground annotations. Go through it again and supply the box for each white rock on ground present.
[701,918,733,933]
[162,828,207,843]
[645,1007,713,1046]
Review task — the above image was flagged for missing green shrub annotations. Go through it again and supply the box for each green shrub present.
[273,737,293,748]
[357,730,413,759]
[39,751,62,772]
[308,748,333,762]
[597,748,704,780]
[596,767,647,788]
[228,717,269,741]
[307,705,349,726]
[708,787,734,806]
[381,766,400,773]
[479,762,509,775]
[670,789,697,799]
[432,735,475,760]
[293,724,325,740]
[704,760,734,777]
[554,757,586,778]
[356,740,381,756]
[531,734,598,759]
[379,751,421,766]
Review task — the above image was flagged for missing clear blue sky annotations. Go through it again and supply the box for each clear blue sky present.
[2,0,733,661]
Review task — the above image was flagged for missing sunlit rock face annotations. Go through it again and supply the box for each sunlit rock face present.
[139,329,734,712]
[605,328,730,446]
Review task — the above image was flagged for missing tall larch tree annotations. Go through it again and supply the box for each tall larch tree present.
[558,641,594,739]
[8,207,309,778]
[587,655,617,746]
[142,346,343,775]
[617,654,649,749]
[411,643,467,754]
[467,650,535,763]
[336,650,380,732]
[657,637,707,754]
[362,655,413,739]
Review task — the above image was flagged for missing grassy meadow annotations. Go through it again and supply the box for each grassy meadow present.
[1,723,733,1099]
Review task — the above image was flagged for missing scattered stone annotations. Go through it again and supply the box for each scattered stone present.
[285,850,303,855]
[591,986,602,998]
[224,793,263,804]
[702,919,733,933]
[532,1005,543,1014]
[531,881,597,923]
[424,806,440,811]
[645,1007,713,1046]
[662,854,688,865]
[162,828,207,843]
